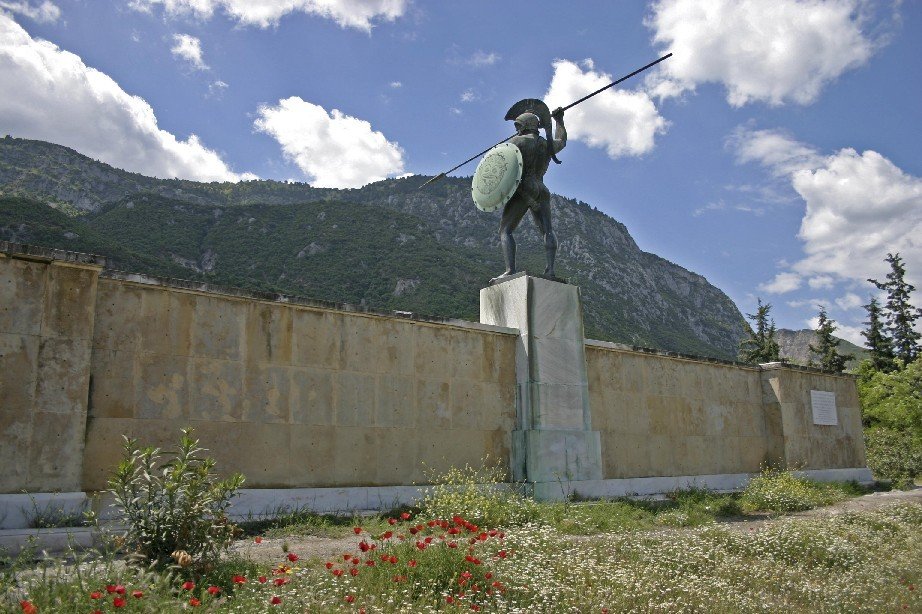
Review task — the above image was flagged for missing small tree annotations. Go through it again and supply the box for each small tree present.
[109,428,244,570]
[739,298,781,364]
[808,305,853,374]
[868,253,921,363]
[862,296,896,372]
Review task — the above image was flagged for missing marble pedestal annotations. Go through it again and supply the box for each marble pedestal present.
[480,274,603,495]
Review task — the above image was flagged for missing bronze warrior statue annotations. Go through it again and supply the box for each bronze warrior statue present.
[495,105,566,282]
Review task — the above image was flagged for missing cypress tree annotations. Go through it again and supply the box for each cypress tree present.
[861,296,896,372]
[809,305,852,373]
[868,253,921,363]
[739,298,781,363]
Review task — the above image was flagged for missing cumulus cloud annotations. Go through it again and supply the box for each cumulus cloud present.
[806,316,864,346]
[734,127,922,291]
[130,0,407,30]
[254,96,404,188]
[759,272,802,294]
[171,33,207,70]
[646,0,876,106]
[544,59,667,159]
[0,13,249,181]
[0,1,59,23]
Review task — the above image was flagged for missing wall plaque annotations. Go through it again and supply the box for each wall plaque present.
[810,390,838,426]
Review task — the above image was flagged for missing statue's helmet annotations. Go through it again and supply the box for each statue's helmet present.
[514,112,540,134]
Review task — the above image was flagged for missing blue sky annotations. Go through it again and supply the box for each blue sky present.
[1,0,920,342]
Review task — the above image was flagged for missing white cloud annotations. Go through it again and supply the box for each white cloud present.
[646,0,876,106]
[171,33,207,70]
[468,50,499,66]
[448,107,462,116]
[735,127,922,292]
[544,59,667,159]
[805,317,864,346]
[759,271,802,294]
[389,81,401,88]
[0,1,59,23]
[254,96,404,188]
[835,292,864,311]
[807,275,834,290]
[130,0,407,30]
[460,88,477,103]
[0,13,249,181]
[207,79,228,97]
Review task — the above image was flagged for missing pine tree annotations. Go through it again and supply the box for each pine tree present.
[739,298,781,364]
[862,296,896,372]
[809,305,853,373]
[868,253,922,363]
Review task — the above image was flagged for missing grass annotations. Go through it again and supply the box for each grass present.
[4,469,908,613]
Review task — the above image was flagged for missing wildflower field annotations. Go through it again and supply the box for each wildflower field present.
[4,450,921,613]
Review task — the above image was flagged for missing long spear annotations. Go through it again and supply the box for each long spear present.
[418,53,673,189]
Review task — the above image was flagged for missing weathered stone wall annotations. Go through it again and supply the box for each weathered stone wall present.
[82,273,518,491]
[586,341,775,479]
[0,246,103,493]
[587,341,865,479]
[0,243,868,497]
[760,364,866,469]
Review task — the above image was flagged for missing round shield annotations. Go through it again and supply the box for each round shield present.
[471,142,523,212]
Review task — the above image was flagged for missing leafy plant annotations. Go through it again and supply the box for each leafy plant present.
[740,467,862,513]
[108,428,244,569]
[865,427,922,489]
[419,460,538,528]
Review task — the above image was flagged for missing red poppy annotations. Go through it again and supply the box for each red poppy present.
[484,572,492,579]
[131,590,143,599]
[388,518,398,525]
[287,552,299,562]
[114,586,126,595]
[452,515,464,524]
[488,529,498,537]
[189,597,201,607]
[19,601,37,614]
[383,531,393,539]
[93,610,102,614]
[113,597,126,608]
[325,561,334,569]
[258,576,268,583]
[270,596,282,605]
[448,527,460,535]
[408,560,417,567]
[424,536,433,544]
[353,527,362,534]
[427,520,437,527]
[359,541,370,552]
[471,606,481,612]
[401,512,411,520]
[90,591,102,599]
[105,585,117,594]
[332,569,344,577]
[392,575,406,582]
[345,595,355,603]
[233,575,247,584]
[255,536,263,544]
[181,581,195,591]
[446,596,455,604]
[351,557,360,565]
[350,568,359,577]
[273,578,288,587]
[389,555,398,564]
[207,586,221,595]
[365,560,375,567]
[496,550,507,559]
[448,541,458,548]
[409,527,419,535]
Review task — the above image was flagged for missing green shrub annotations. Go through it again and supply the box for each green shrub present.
[419,460,538,528]
[740,467,858,513]
[865,427,922,489]
[108,428,244,570]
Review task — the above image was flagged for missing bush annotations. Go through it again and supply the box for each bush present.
[740,467,858,513]
[419,460,538,528]
[865,427,922,489]
[108,428,244,569]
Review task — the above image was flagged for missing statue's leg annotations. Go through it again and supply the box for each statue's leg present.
[497,196,528,280]
[531,192,557,277]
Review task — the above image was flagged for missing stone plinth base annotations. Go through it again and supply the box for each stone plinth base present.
[512,429,602,483]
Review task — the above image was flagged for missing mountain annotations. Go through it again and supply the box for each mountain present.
[775,328,869,371]
[0,136,748,359]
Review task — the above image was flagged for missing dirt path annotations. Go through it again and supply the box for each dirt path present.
[228,488,922,564]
